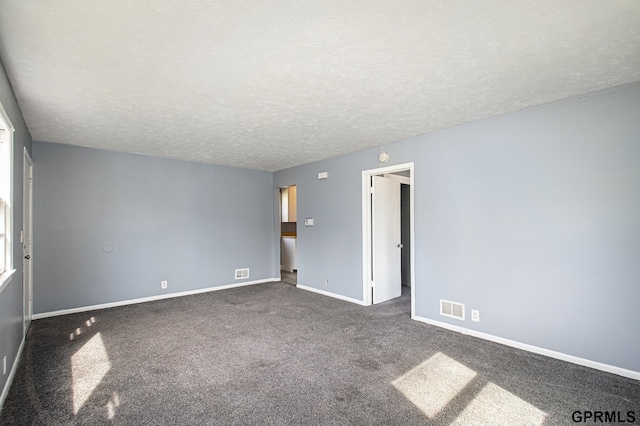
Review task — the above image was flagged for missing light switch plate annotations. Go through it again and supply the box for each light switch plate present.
[305,217,314,227]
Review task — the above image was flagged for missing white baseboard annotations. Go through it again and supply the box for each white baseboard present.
[296,284,367,306]
[0,335,26,411]
[33,278,279,320]
[413,315,640,381]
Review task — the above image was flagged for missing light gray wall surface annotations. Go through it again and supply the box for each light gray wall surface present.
[274,149,377,300]
[274,82,640,372]
[0,59,32,401]
[33,142,274,314]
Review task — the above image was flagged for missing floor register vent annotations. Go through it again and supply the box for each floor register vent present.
[235,268,250,280]
[440,299,465,320]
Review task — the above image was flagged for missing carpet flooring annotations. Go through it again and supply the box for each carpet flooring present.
[1,282,639,425]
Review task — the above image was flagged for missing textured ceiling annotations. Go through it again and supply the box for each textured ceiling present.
[1,1,639,171]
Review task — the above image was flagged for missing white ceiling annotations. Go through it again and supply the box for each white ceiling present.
[1,1,639,171]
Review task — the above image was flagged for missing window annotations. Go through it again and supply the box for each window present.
[0,197,6,274]
[0,100,14,289]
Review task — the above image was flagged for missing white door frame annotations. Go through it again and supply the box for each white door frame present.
[277,184,298,281]
[23,148,33,334]
[362,162,415,318]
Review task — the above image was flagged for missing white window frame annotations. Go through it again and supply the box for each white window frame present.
[0,100,15,294]
[0,198,6,273]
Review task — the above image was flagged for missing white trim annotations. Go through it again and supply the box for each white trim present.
[23,148,33,335]
[32,278,278,320]
[362,162,415,319]
[296,284,367,306]
[413,315,640,381]
[0,334,25,410]
[361,171,369,304]
[0,101,14,132]
[0,101,14,281]
[0,268,15,295]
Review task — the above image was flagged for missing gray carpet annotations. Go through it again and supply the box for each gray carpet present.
[1,282,639,425]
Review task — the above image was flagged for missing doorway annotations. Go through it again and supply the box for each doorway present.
[23,148,33,334]
[362,163,414,317]
[280,185,297,285]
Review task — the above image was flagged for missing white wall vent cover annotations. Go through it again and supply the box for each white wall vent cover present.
[440,299,465,321]
[235,268,249,280]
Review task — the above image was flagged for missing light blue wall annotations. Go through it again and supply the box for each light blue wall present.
[274,82,640,372]
[0,59,32,401]
[274,149,377,299]
[33,142,274,314]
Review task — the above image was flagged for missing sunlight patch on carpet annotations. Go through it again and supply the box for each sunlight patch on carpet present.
[106,392,120,420]
[391,352,477,418]
[69,317,96,341]
[71,332,111,414]
[451,382,546,425]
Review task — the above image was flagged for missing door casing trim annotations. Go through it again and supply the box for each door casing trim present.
[361,162,415,318]
[23,147,33,335]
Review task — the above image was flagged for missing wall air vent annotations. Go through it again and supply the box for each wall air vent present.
[235,268,249,280]
[440,299,465,320]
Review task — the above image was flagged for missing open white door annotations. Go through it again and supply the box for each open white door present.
[23,149,33,334]
[372,175,401,304]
